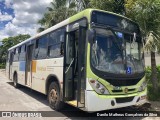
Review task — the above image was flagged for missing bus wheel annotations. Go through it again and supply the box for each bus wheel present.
[48,82,63,110]
[13,74,19,88]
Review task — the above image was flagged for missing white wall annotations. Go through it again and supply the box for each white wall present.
[145,53,160,66]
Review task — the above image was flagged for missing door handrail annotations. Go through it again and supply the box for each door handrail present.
[65,58,74,74]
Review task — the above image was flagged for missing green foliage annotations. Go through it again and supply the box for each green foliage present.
[88,0,125,14]
[145,66,152,83]
[89,0,115,12]
[147,84,160,101]
[146,66,160,83]
[126,0,160,52]
[146,66,160,100]
[0,63,5,69]
[0,34,30,65]
[38,0,77,31]
[38,0,126,31]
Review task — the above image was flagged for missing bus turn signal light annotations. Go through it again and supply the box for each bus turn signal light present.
[90,80,95,83]
[89,79,110,95]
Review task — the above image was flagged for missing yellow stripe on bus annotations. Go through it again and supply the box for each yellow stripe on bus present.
[32,60,37,73]
[67,100,77,106]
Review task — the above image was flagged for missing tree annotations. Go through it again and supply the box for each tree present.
[0,34,30,65]
[38,0,77,32]
[126,0,160,93]
[80,0,126,15]
[76,0,90,10]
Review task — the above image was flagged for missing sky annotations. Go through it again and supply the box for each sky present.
[0,0,52,44]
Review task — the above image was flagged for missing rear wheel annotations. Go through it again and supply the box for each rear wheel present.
[13,73,20,88]
[48,82,64,110]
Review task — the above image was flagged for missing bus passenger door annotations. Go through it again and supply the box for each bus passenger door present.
[63,26,86,108]
[25,44,34,87]
[63,31,75,101]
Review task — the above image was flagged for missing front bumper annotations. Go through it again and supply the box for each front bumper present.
[85,88,147,112]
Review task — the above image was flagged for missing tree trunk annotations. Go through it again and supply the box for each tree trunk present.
[150,51,158,93]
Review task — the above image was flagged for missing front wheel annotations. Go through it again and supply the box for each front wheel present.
[48,82,64,110]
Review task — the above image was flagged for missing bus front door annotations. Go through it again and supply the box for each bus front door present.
[63,31,75,101]
[25,44,34,87]
[63,26,86,108]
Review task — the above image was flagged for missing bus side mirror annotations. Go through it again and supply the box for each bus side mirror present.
[87,29,96,44]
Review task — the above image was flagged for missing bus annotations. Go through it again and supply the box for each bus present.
[5,9,147,112]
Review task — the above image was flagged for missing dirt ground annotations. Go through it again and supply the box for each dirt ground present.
[150,101,160,111]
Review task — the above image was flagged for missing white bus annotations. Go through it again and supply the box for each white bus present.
[6,9,147,112]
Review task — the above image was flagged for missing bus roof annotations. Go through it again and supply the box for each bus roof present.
[8,9,135,51]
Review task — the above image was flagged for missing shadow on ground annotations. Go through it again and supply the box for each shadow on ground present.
[6,81,153,119]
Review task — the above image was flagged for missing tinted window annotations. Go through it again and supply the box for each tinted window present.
[13,48,19,61]
[21,45,26,52]
[19,44,26,61]
[18,46,21,53]
[91,11,140,34]
[35,36,47,59]
[48,28,65,58]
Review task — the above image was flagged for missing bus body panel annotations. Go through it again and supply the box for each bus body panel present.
[12,62,19,79]
[31,58,64,94]
[18,61,26,85]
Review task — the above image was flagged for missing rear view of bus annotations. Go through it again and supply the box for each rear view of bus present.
[64,9,147,112]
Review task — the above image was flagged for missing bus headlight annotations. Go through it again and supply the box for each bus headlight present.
[96,83,100,88]
[100,88,105,94]
[89,80,110,95]
[138,81,147,92]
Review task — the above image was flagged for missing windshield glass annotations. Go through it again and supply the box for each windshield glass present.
[91,28,144,75]
[125,33,144,73]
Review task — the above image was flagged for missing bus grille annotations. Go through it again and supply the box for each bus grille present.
[106,78,140,86]
[115,97,134,103]
[112,88,135,93]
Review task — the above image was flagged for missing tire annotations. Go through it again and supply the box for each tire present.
[48,82,64,111]
[13,73,20,88]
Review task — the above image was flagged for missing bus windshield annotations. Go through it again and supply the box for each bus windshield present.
[91,28,144,75]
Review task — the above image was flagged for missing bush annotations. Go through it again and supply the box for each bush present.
[147,84,160,101]
[145,66,152,83]
[0,63,5,69]
[145,66,160,101]
[145,66,160,83]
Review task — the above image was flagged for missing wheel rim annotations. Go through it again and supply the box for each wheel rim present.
[49,88,58,106]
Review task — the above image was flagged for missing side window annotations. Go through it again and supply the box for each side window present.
[16,48,19,54]
[35,36,47,59]
[18,46,21,53]
[13,48,19,61]
[19,44,26,61]
[10,51,14,65]
[48,28,65,58]
[21,45,26,52]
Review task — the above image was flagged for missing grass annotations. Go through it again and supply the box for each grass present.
[0,63,5,69]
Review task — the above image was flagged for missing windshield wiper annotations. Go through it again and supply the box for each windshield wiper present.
[92,24,124,54]
[106,27,124,59]
[105,27,127,71]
